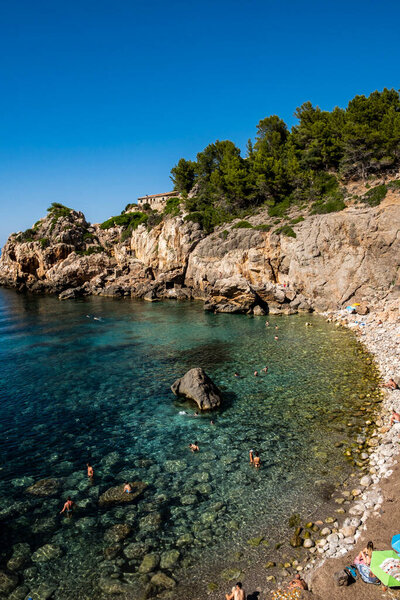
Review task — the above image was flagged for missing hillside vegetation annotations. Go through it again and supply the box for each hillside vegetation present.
[170,88,400,230]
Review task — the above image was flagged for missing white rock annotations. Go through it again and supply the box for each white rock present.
[327,533,339,543]
[360,475,371,487]
[320,527,331,537]
[340,525,356,537]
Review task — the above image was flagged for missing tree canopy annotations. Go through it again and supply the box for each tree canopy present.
[170,88,400,230]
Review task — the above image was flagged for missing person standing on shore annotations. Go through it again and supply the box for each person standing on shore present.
[225,582,245,600]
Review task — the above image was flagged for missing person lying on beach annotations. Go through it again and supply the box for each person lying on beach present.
[390,409,400,426]
[253,451,261,468]
[288,574,307,590]
[384,378,399,390]
[354,541,374,566]
[60,497,74,516]
[225,581,245,600]
[123,482,132,493]
[189,442,199,452]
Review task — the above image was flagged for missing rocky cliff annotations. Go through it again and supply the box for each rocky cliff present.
[1,196,399,314]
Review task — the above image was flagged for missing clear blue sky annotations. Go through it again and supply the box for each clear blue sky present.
[0,0,399,246]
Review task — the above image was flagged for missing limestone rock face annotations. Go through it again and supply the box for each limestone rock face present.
[98,481,147,507]
[171,367,222,410]
[1,200,399,313]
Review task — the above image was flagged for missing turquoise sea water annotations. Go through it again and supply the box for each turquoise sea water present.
[0,289,378,599]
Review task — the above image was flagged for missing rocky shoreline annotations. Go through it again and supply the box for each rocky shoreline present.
[300,298,400,598]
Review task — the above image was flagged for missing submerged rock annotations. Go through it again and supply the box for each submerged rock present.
[138,553,160,573]
[104,523,131,543]
[171,367,222,410]
[0,571,18,595]
[25,478,61,497]
[150,572,176,589]
[98,481,147,507]
[31,543,63,563]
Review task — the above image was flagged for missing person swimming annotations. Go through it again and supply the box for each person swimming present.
[253,452,261,468]
[189,441,199,452]
[87,463,94,479]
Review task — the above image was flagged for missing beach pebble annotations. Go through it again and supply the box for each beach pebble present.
[359,475,371,487]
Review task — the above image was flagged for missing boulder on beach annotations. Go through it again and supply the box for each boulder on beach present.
[98,481,147,507]
[171,367,222,410]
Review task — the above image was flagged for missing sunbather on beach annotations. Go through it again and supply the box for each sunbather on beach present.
[288,574,307,590]
[354,541,373,565]
[383,378,399,390]
[390,409,400,426]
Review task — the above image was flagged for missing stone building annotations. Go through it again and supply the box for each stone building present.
[137,191,179,212]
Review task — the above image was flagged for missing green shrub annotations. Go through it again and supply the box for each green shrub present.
[83,232,95,241]
[388,179,400,190]
[361,184,387,206]
[76,246,104,256]
[17,229,35,242]
[311,193,346,214]
[268,197,291,218]
[232,220,253,229]
[146,213,163,229]
[163,196,181,216]
[275,225,296,238]
[100,212,148,230]
[47,202,71,218]
[254,224,272,232]
[124,203,138,212]
[39,238,49,248]
[290,216,305,225]
[184,211,204,226]
[221,230,229,239]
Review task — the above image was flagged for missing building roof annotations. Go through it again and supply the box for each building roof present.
[137,191,178,201]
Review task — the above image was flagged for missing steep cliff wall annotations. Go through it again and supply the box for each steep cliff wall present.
[1,198,399,313]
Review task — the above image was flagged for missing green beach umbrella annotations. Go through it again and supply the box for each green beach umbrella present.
[370,550,400,587]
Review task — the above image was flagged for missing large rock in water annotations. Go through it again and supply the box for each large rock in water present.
[171,368,222,410]
[25,478,61,497]
[98,481,147,507]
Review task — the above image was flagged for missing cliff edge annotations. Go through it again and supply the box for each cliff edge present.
[0,196,399,314]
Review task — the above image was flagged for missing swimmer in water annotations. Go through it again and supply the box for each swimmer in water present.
[87,463,94,479]
[189,441,199,452]
[253,452,261,468]
[123,482,132,493]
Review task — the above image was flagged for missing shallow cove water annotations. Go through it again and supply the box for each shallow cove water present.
[0,289,379,599]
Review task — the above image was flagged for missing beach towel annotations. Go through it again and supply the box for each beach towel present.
[356,563,381,584]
